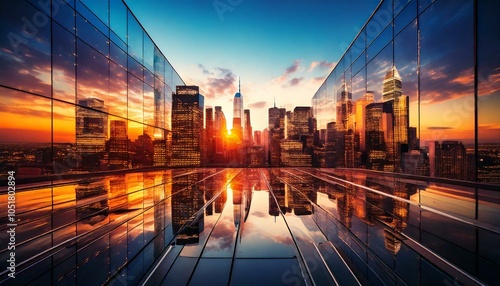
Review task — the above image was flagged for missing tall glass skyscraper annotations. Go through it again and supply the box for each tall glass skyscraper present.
[0,0,185,177]
[312,0,500,183]
[232,80,243,141]
[171,86,204,166]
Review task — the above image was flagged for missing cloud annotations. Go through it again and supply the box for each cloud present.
[285,59,301,75]
[248,101,267,109]
[479,68,500,97]
[198,66,237,99]
[427,127,453,130]
[478,123,500,130]
[312,76,325,84]
[251,211,268,218]
[450,70,474,85]
[308,61,336,72]
[198,64,212,75]
[271,59,304,86]
[289,77,304,86]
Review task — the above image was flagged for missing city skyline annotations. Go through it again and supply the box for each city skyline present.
[0,1,499,285]
[1,1,499,145]
[123,0,499,145]
[0,0,498,183]
[115,0,382,132]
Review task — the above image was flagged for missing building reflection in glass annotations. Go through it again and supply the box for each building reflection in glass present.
[76,99,109,171]
[171,173,204,244]
[75,178,109,227]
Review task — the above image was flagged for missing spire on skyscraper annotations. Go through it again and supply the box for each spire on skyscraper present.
[233,77,244,141]
[382,64,403,101]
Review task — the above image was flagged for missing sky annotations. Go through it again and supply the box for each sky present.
[125,0,381,131]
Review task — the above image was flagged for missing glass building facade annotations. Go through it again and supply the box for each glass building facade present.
[0,0,185,177]
[312,0,500,183]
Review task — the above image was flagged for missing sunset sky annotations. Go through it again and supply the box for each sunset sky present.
[0,0,498,144]
[125,0,380,131]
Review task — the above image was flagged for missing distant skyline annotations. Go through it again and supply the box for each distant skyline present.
[125,0,381,131]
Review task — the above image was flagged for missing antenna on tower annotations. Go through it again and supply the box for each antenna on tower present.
[238,77,241,94]
[274,96,276,108]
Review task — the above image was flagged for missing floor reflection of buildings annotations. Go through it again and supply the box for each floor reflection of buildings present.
[268,170,314,216]
[76,178,109,225]
[321,173,414,255]
[351,173,370,225]
[108,174,128,212]
[232,179,243,228]
[215,178,227,214]
[383,181,411,254]
[204,173,227,219]
[365,177,413,254]
[269,173,285,216]
[171,173,204,245]
[242,170,258,222]
[331,179,354,229]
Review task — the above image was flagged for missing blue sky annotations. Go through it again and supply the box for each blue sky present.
[125,0,380,131]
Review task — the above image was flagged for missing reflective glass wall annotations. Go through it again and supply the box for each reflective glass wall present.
[0,0,184,177]
[312,0,500,183]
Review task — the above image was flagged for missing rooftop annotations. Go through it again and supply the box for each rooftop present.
[1,168,498,285]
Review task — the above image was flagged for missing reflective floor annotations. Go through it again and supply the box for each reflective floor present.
[0,168,499,285]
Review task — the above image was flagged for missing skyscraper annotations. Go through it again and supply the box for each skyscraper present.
[268,105,286,166]
[214,106,227,163]
[232,79,243,141]
[354,91,375,152]
[132,133,154,167]
[336,84,353,131]
[324,122,336,167]
[382,66,409,172]
[171,86,204,166]
[291,107,312,139]
[206,107,214,164]
[280,140,312,166]
[382,65,403,101]
[244,109,252,144]
[335,84,354,168]
[76,98,108,170]
[435,141,467,180]
[254,130,262,146]
[107,120,129,169]
[365,102,386,170]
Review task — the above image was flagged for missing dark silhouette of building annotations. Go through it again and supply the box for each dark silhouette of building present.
[254,130,262,146]
[132,133,154,167]
[435,141,467,180]
[213,106,228,163]
[268,104,286,166]
[408,127,419,150]
[171,86,204,166]
[244,109,252,144]
[206,107,215,164]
